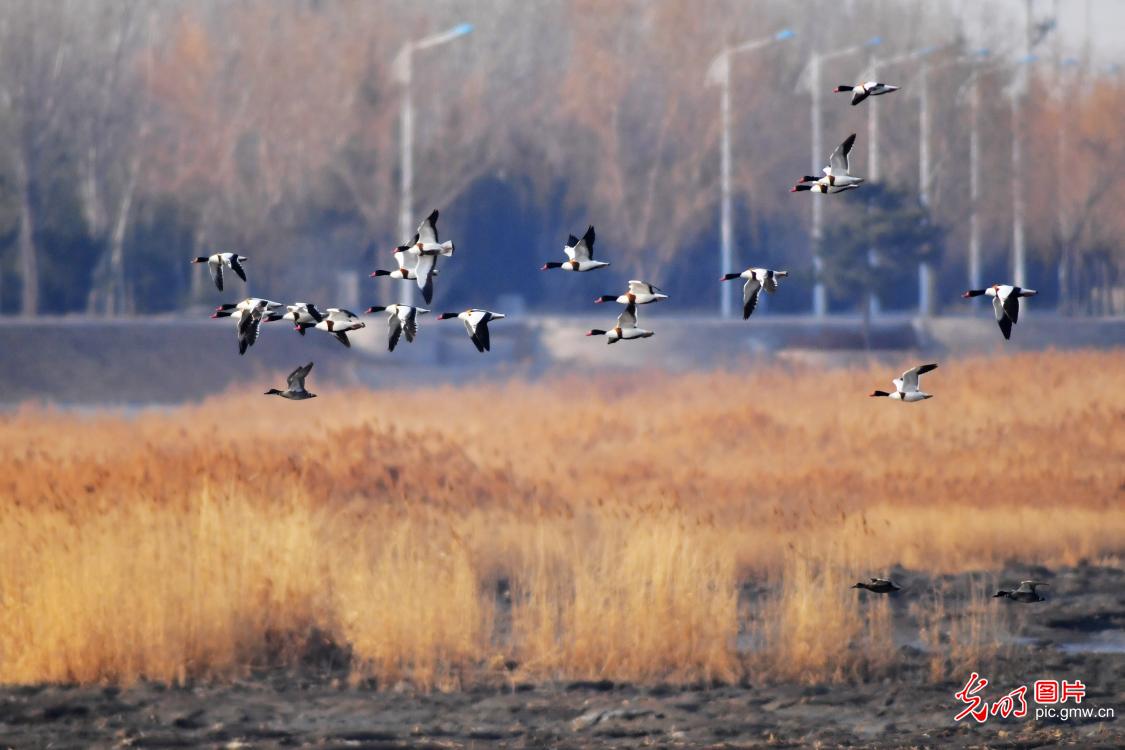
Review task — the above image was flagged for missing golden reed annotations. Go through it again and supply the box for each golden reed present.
[0,351,1121,687]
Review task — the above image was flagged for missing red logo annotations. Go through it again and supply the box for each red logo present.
[955,675,1086,722]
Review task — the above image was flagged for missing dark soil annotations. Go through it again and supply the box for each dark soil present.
[2,563,1121,749]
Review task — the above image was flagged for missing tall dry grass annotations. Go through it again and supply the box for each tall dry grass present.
[0,351,1122,687]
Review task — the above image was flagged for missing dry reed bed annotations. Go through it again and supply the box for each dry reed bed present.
[0,351,1122,687]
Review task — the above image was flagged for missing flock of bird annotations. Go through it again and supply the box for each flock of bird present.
[191,77,1038,403]
[192,75,1050,600]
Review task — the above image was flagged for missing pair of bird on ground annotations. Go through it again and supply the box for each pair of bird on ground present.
[852,578,1050,603]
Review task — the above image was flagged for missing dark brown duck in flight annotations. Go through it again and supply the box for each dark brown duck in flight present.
[265,362,317,400]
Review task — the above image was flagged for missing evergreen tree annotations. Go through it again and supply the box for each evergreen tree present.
[820,183,943,315]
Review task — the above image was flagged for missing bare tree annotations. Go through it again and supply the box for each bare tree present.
[0,1,76,315]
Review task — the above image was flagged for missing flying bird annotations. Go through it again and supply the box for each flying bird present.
[265,362,317,400]
[791,133,863,193]
[595,280,668,306]
[192,253,247,292]
[869,363,938,402]
[962,284,1037,340]
[542,225,609,271]
[834,81,899,106]
[586,302,653,344]
[365,303,430,352]
[282,302,324,336]
[720,267,789,320]
[437,308,504,353]
[994,581,1049,603]
[212,298,283,355]
[371,237,435,280]
[314,308,365,348]
[404,211,455,303]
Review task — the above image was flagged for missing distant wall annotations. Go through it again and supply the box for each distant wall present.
[1,314,1122,405]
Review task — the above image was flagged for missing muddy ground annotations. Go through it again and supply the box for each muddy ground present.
[2,563,1122,749]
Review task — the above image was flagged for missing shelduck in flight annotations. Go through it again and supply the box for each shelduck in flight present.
[962,284,1037,340]
[403,210,454,303]
[792,133,863,193]
[212,298,283,355]
[192,252,248,292]
[595,280,667,306]
[720,267,789,320]
[282,302,324,336]
[365,303,430,352]
[438,309,504,353]
[869,363,938,402]
[542,225,608,272]
[313,308,365,348]
[587,302,653,344]
[834,81,899,106]
[372,236,435,280]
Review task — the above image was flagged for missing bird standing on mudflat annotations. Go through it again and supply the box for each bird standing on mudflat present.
[994,581,1049,603]
[852,578,902,594]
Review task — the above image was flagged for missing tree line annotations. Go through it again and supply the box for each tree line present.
[0,0,1120,316]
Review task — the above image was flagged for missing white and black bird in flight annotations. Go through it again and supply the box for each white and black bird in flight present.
[834,81,899,106]
[371,235,438,285]
[720,268,789,320]
[437,309,504,353]
[192,253,247,292]
[792,133,863,193]
[587,301,653,344]
[212,298,283,355]
[595,280,668,306]
[962,284,1037,340]
[282,302,324,336]
[404,210,454,304]
[542,225,609,272]
[314,308,365,348]
[869,363,939,402]
[265,362,317,400]
[365,303,430,352]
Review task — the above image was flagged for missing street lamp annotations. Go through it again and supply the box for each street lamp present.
[706,28,795,319]
[955,48,1035,306]
[859,44,931,317]
[800,36,882,317]
[1007,51,1038,291]
[1054,56,1080,309]
[395,22,473,304]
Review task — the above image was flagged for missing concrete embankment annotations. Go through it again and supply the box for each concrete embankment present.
[1,313,1121,404]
